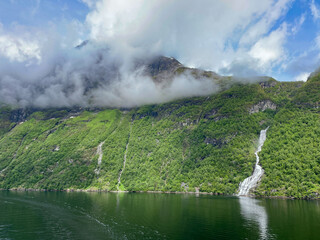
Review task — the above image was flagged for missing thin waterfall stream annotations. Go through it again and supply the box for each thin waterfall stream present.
[238,127,269,196]
[94,141,105,175]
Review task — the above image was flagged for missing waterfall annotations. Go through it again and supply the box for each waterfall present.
[117,121,132,190]
[94,141,105,175]
[238,127,269,196]
[96,142,105,165]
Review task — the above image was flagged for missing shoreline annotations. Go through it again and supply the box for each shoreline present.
[1,188,318,200]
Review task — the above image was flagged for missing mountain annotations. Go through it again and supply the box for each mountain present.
[0,65,319,199]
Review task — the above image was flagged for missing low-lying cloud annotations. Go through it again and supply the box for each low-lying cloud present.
[0,37,220,108]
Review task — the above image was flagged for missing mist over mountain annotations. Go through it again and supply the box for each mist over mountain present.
[0,40,223,108]
[0,38,271,109]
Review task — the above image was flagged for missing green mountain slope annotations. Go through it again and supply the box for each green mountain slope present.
[0,74,319,199]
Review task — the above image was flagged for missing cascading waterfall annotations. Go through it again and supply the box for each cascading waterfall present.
[238,127,269,196]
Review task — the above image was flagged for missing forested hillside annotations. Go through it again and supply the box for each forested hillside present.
[0,73,319,199]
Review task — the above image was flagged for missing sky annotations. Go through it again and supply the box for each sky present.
[0,0,319,107]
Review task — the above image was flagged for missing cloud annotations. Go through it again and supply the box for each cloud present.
[294,72,310,82]
[249,24,288,70]
[282,49,320,81]
[277,32,320,81]
[0,0,299,108]
[0,30,41,64]
[0,19,220,108]
[316,34,320,49]
[239,0,292,46]
[92,70,220,108]
[291,14,306,35]
[0,43,220,108]
[85,0,291,72]
[220,23,289,77]
[310,0,320,21]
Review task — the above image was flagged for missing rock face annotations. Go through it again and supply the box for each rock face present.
[180,182,189,191]
[249,100,277,114]
[9,109,31,122]
[143,56,183,83]
[259,80,277,88]
[145,56,182,77]
[75,40,89,49]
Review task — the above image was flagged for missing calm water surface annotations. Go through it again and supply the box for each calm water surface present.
[0,191,319,240]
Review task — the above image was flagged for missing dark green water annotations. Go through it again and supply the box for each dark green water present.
[0,191,319,240]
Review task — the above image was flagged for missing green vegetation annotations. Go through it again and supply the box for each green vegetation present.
[0,74,319,199]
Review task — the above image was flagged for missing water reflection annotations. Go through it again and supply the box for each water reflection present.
[239,197,268,240]
[4,192,320,240]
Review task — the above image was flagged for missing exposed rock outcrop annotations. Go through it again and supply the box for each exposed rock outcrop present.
[259,80,277,89]
[181,182,189,191]
[144,56,182,81]
[10,109,32,122]
[249,100,276,114]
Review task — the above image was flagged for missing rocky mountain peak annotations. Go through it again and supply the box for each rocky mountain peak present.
[144,56,183,78]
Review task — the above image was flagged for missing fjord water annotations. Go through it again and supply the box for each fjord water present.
[1,191,319,240]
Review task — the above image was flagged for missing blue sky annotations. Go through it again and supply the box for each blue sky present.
[0,0,88,26]
[0,0,320,82]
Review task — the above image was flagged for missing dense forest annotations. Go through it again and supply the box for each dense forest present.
[0,71,319,199]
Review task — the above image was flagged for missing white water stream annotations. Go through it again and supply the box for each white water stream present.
[117,122,132,190]
[238,127,269,196]
[96,142,105,165]
[117,141,129,189]
[94,141,105,175]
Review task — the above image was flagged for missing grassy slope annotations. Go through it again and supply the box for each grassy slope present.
[0,76,319,198]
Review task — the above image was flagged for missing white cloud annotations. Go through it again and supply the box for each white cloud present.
[85,0,291,73]
[239,0,292,46]
[294,72,310,82]
[0,34,41,63]
[249,24,288,71]
[0,0,293,76]
[291,14,306,34]
[316,34,320,49]
[310,0,320,20]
